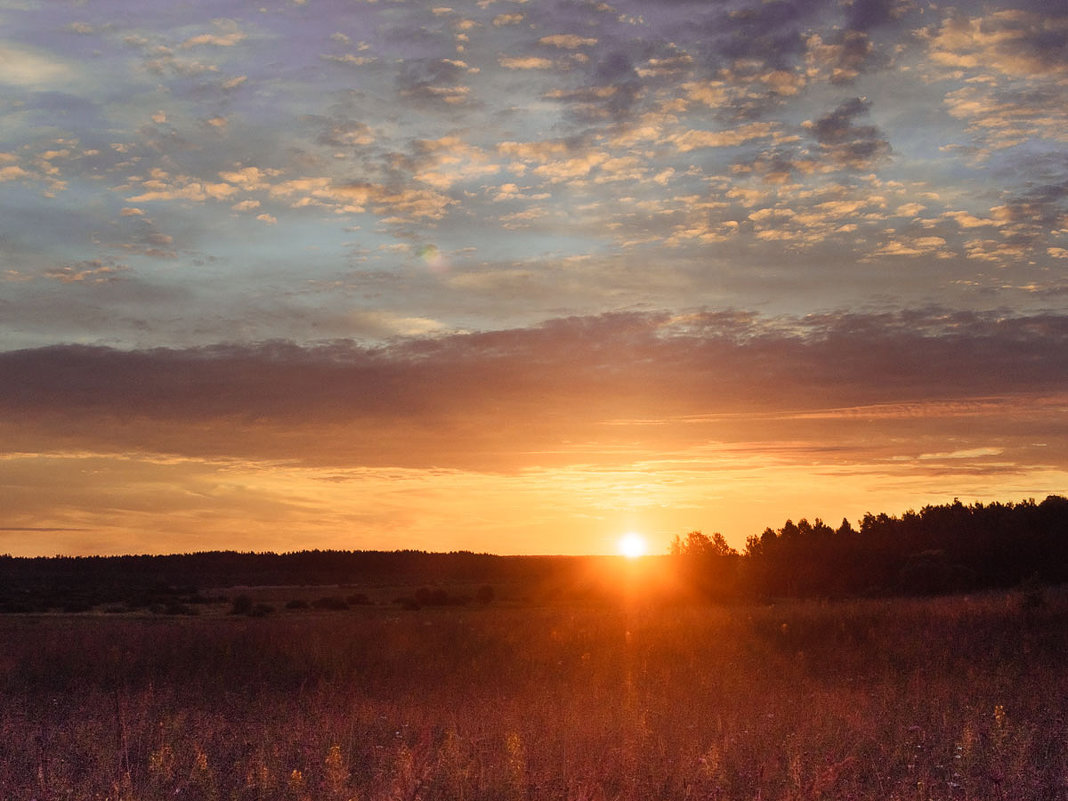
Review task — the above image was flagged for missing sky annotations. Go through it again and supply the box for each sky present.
[0,0,1065,557]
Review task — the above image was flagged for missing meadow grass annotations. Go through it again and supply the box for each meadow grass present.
[1,589,1065,800]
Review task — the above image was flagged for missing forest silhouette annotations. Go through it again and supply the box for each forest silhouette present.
[2,496,1064,613]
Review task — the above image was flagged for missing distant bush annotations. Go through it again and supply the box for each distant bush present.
[346,592,371,606]
[250,603,275,617]
[229,595,254,615]
[285,599,310,610]
[311,596,349,611]
[414,586,439,606]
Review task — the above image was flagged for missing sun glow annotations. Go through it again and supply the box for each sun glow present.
[617,532,648,559]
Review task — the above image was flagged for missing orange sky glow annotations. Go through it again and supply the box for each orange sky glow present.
[2,320,1065,556]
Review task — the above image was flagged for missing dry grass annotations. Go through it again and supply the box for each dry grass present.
[1,589,1065,800]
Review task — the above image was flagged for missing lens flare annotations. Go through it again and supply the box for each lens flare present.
[418,244,448,273]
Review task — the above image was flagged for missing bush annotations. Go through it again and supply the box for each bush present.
[414,587,451,606]
[311,596,349,611]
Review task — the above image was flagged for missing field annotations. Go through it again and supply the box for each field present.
[2,585,1065,801]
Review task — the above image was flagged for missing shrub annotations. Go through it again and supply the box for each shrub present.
[311,596,349,611]
[414,587,451,606]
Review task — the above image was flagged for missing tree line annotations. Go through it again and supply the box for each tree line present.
[672,495,1068,600]
[0,496,1064,611]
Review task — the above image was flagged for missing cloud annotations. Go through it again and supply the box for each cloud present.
[181,32,246,49]
[268,178,455,221]
[346,311,445,338]
[872,235,950,258]
[927,9,1068,78]
[1,309,1064,471]
[805,31,874,84]
[217,166,276,190]
[531,150,609,181]
[922,8,1068,158]
[314,118,375,148]
[409,136,499,189]
[698,0,820,72]
[43,260,129,284]
[0,44,74,87]
[845,0,904,32]
[549,49,644,124]
[322,52,377,68]
[805,97,891,169]
[396,58,473,106]
[492,13,524,26]
[499,55,555,70]
[539,34,597,49]
[498,138,575,163]
[0,164,31,182]
[943,83,1068,154]
[918,447,1004,461]
[987,179,1068,252]
[125,171,238,203]
[672,122,777,152]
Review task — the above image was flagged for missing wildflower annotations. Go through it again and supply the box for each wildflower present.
[324,744,349,794]
[289,768,305,791]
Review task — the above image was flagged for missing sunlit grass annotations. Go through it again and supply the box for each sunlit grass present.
[1,590,1065,800]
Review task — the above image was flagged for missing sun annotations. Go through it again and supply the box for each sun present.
[617,532,648,559]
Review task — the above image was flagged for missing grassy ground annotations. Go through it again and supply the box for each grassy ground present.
[1,587,1065,800]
